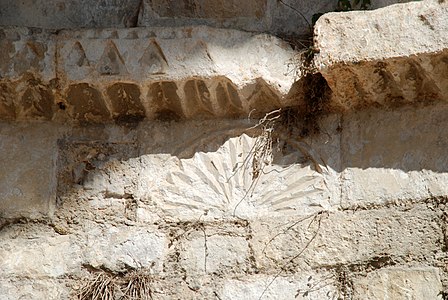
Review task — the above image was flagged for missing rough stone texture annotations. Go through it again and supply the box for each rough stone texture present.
[0,28,57,121]
[2,102,448,298]
[220,273,337,300]
[0,233,81,278]
[353,267,443,300]
[0,278,70,300]
[341,103,448,209]
[1,1,448,299]
[56,26,295,120]
[0,0,142,29]
[314,0,448,110]
[0,26,297,122]
[83,226,166,273]
[0,0,412,36]
[0,123,60,218]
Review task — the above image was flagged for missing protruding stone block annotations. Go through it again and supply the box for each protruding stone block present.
[55,26,296,121]
[107,82,145,123]
[65,83,110,123]
[147,81,184,121]
[314,0,448,110]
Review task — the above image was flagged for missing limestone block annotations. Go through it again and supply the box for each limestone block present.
[141,0,412,37]
[82,225,166,273]
[0,0,141,29]
[56,26,296,122]
[0,0,411,37]
[139,0,272,34]
[0,235,81,278]
[251,202,442,270]
[353,267,443,300]
[340,104,448,208]
[0,123,60,218]
[0,278,70,300]
[178,226,249,275]
[314,0,448,109]
[219,273,337,300]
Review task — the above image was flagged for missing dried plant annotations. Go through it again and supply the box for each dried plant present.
[74,273,118,300]
[122,271,154,300]
[232,109,282,216]
[74,270,154,300]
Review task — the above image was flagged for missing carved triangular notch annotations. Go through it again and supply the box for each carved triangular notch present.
[139,40,168,75]
[68,41,89,67]
[191,41,213,62]
[97,40,127,75]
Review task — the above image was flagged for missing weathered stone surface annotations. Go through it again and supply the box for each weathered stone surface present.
[314,0,448,110]
[140,0,268,33]
[82,225,166,273]
[140,0,414,37]
[315,0,448,65]
[56,26,296,121]
[0,83,16,119]
[107,82,145,123]
[0,26,299,122]
[65,83,110,123]
[0,234,81,278]
[0,0,141,29]
[353,267,443,300]
[170,223,250,276]
[0,123,61,218]
[220,273,337,300]
[137,133,338,221]
[56,138,139,199]
[0,1,447,298]
[0,0,412,37]
[340,103,448,208]
[56,27,294,87]
[251,201,444,272]
[0,278,70,300]
[0,27,55,81]
[0,28,57,120]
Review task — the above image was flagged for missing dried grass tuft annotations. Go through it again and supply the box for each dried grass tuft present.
[74,273,118,300]
[74,270,154,300]
[122,270,154,300]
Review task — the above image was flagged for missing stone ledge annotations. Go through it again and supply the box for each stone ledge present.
[0,26,297,122]
[314,0,448,111]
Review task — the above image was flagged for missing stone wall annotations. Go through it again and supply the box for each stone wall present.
[1,0,448,299]
[0,0,413,36]
[1,104,448,299]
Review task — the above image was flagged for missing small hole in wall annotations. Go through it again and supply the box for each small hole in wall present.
[57,102,66,110]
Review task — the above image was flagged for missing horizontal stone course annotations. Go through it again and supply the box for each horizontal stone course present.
[0,26,296,123]
[0,0,414,37]
[0,198,445,299]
